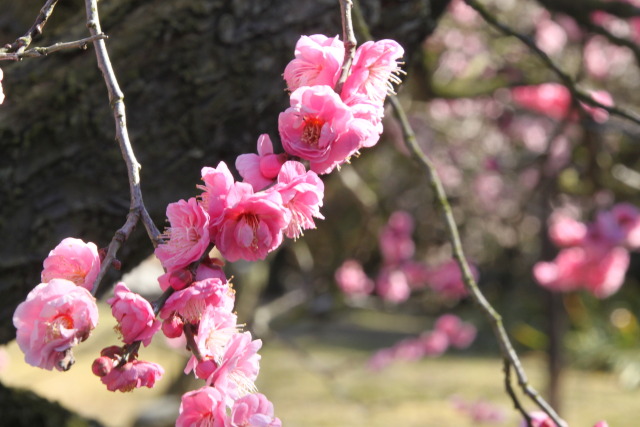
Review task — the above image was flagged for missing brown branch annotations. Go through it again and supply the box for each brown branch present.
[504,359,533,427]
[3,0,60,54]
[0,34,108,61]
[465,0,640,127]
[334,0,357,95]
[84,0,160,295]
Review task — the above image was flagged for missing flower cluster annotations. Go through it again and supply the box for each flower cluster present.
[533,204,640,298]
[335,210,477,303]
[368,314,476,371]
[13,238,101,371]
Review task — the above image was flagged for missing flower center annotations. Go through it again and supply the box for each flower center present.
[301,117,324,147]
[47,314,74,341]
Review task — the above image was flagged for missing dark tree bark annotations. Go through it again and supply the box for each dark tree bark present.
[0,0,450,344]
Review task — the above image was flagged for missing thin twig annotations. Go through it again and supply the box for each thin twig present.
[84,0,160,294]
[465,0,640,127]
[388,94,567,427]
[3,0,60,54]
[0,34,108,61]
[334,0,357,95]
[504,358,533,426]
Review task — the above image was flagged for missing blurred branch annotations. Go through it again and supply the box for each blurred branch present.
[0,34,107,61]
[466,0,640,127]
[584,21,640,66]
[2,0,60,54]
[84,0,160,296]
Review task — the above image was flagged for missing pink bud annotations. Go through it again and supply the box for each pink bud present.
[92,356,114,377]
[162,315,184,339]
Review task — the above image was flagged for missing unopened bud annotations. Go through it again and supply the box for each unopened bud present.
[92,356,113,377]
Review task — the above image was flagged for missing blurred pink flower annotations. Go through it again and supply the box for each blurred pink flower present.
[593,421,609,427]
[593,203,640,249]
[534,244,629,298]
[376,268,411,303]
[228,393,282,427]
[520,411,561,427]
[548,212,587,247]
[423,259,474,300]
[271,160,325,239]
[13,279,98,371]
[107,282,160,346]
[341,39,404,106]
[279,85,376,174]
[215,183,290,262]
[100,359,164,392]
[177,386,227,427]
[155,198,210,272]
[41,237,101,292]
[379,211,415,264]
[536,17,567,55]
[419,329,449,356]
[236,134,287,191]
[511,83,613,123]
[283,34,344,92]
[335,259,374,296]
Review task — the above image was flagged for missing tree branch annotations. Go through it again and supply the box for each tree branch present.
[334,0,357,95]
[84,0,160,295]
[2,0,60,54]
[0,34,108,61]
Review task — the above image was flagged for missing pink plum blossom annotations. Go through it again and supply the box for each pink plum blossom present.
[334,259,374,296]
[535,16,568,55]
[13,278,98,371]
[177,386,227,427]
[283,34,344,92]
[451,396,506,424]
[419,330,449,356]
[185,306,239,376]
[160,278,235,324]
[200,161,236,234]
[227,393,282,427]
[215,183,290,262]
[236,134,287,191]
[379,211,415,264]
[376,268,411,303]
[271,160,324,239]
[548,212,587,247]
[208,332,262,399]
[41,237,101,292]
[423,259,474,300]
[100,359,164,392]
[155,198,210,272]
[534,244,629,298]
[341,39,405,106]
[107,282,160,346]
[278,85,377,174]
[511,83,613,123]
[593,422,609,427]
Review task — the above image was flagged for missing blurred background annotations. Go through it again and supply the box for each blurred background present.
[2,0,640,426]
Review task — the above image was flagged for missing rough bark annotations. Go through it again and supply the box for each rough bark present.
[0,0,449,344]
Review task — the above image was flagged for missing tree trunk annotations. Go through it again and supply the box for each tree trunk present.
[0,0,450,344]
